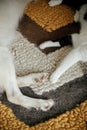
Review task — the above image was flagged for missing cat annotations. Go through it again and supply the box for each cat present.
[50,4,87,83]
[0,0,54,111]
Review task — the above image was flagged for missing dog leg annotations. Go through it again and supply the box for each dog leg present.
[50,47,82,83]
[17,72,49,88]
[0,47,54,111]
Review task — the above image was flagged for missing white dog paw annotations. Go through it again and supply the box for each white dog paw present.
[8,95,54,111]
[38,99,54,111]
[49,0,63,6]
[74,10,79,22]
[34,73,49,84]
[17,72,49,87]
[50,74,58,84]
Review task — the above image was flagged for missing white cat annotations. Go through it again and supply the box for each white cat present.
[50,4,87,83]
[0,0,54,111]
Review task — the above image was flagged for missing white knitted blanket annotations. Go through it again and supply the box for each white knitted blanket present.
[9,32,87,94]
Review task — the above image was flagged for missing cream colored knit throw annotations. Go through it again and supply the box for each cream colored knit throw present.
[9,32,87,94]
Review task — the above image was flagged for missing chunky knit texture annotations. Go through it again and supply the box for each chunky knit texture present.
[10,33,87,93]
[0,31,86,130]
[0,0,87,129]
[25,0,75,32]
[0,100,87,130]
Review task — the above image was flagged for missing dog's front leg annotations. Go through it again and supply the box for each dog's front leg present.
[17,72,49,88]
[0,47,54,111]
[50,47,82,84]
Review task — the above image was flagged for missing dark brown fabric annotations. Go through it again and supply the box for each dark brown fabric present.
[41,36,72,54]
[19,15,80,45]
[62,0,87,9]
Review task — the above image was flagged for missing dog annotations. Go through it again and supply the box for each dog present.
[50,4,87,83]
[0,0,55,111]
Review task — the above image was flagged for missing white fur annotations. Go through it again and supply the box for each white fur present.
[50,4,87,83]
[39,41,60,49]
[74,10,80,22]
[49,0,63,6]
[0,0,54,111]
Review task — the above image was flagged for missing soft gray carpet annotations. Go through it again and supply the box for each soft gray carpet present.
[0,74,87,126]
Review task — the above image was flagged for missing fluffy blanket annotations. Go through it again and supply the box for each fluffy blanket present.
[0,0,87,129]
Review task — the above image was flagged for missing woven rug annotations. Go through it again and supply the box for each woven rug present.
[0,0,87,129]
[0,31,87,129]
